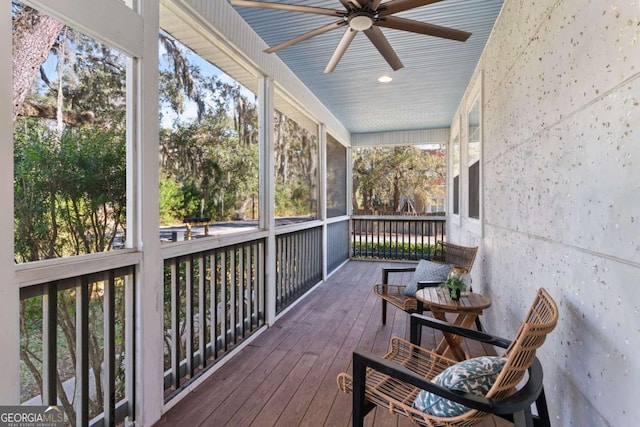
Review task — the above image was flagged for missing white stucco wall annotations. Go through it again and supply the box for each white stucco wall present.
[449,0,640,425]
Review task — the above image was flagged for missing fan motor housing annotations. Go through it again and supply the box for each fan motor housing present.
[348,12,374,31]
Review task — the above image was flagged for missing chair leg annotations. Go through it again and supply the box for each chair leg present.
[410,314,421,345]
[474,316,483,331]
[381,300,387,325]
[534,388,551,427]
[513,407,534,427]
[352,353,367,427]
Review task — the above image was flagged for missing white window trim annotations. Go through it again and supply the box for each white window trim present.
[464,71,483,237]
[449,114,461,226]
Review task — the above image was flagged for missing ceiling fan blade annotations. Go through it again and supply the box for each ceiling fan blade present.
[325,28,358,73]
[339,0,363,9]
[377,0,445,17]
[376,15,471,41]
[363,26,404,70]
[369,0,383,10]
[265,20,346,53]
[230,0,342,18]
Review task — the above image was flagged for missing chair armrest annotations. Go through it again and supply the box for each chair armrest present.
[416,280,443,290]
[382,267,417,284]
[374,283,406,295]
[352,349,545,416]
[410,313,512,349]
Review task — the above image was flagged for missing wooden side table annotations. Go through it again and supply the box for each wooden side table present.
[415,287,491,361]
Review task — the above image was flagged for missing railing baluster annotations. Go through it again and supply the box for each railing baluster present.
[364,221,371,257]
[246,244,252,330]
[302,232,306,289]
[171,259,180,389]
[291,234,297,296]
[316,228,321,281]
[125,270,135,423]
[42,283,57,407]
[287,234,293,303]
[104,271,116,427]
[383,219,387,259]
[230,249,237,344]
[299,232,304,290]
[394,220,398,259]
[421,220,425,259]
[258,241,265,323]
[221,251,228,351]
[375,219,380,258]
[351,219,355,257]
[238,246,245,339]
[198,255,206,369]
[75,277,89,427]
[357,219,362,257]
[186,256,194,379]
[211,252,218,360]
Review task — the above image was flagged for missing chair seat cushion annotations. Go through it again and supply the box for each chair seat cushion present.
[403,260,453,297]
[413,356,506,417]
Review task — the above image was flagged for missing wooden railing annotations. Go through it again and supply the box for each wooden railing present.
[19,265,136,427]
[275,226,323,314]
[162,238,266,401]
[16,220,346,416]
[351,215,446,260]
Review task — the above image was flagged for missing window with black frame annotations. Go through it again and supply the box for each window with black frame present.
[452,132,460,215]
[468,98,480,220]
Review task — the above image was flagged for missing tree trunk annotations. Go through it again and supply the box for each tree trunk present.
[19,101,95,126]
[12,6,64,123]
[393,172,401,212]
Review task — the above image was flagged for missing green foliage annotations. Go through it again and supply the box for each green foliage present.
[273,111,318,218]
[181,181,203,218]
[352,145,446,213]
[352,242,436,260]
[14,121,126,262]
[158,46,260,223]
[159,177,184,225]
[440,276,466,292]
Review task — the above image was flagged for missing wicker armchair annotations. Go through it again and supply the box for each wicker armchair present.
[337,288,559,427]
[374,241,478,325]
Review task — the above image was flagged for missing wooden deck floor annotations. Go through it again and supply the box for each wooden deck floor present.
[154,260,511,427]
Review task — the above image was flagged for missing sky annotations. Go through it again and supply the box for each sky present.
[159,35,256,129]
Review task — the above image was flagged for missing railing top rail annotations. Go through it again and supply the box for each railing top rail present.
[351,215,446,221]
[19,264,136,300]
[161,229,268,260]
[274,219,323,236]
[326,215,350,225]
[16,250,141,289]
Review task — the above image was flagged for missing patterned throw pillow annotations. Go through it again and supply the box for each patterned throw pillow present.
[413,356,506,417]
[403,259,453,297]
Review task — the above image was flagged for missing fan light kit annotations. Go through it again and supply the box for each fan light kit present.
[377,75,393,83]
[348,13,374,31]
[231,0,472,73]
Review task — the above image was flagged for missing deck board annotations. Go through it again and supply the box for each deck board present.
[154,260,507,427]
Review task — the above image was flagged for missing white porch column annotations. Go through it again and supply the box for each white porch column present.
[0,0,19,404]
[259,77,277,325]
[133,0,163,424]
[319,124,328,280]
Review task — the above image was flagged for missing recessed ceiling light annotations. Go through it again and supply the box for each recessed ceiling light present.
[378,75,393,83]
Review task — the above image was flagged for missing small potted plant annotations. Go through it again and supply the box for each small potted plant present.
[440,269,467,300]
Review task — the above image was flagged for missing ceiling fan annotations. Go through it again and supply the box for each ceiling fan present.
[230,0,472,73]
